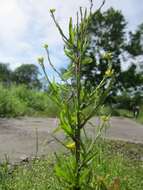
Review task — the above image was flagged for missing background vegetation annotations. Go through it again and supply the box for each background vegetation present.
[0,84,59,117]
[0,7,143,118]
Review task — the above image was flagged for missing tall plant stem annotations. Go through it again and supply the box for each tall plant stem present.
[75,60,81,190]
[75,127,81,190]
[75,13,81,186]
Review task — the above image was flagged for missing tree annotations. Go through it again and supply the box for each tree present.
[117,64,143,109]
[127,23,143,56]
[13,64,42,89]
[120,64,143,92]
[123,23,143,105]
[81,8,127,93]
[0,63,12,85]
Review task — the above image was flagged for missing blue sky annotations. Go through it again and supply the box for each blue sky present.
[0,0,143,73]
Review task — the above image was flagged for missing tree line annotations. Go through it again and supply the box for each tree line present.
[0,63,42,89]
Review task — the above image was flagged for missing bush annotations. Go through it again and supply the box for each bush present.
[0,84,58,117]
[0,85,27,117]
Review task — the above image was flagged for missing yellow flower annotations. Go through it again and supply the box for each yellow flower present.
[102,52,112,60]
[43,44,48,49]
[101,115,110,122]
[66,142,75,150]
[105,69,114,77]
[37,56,44,65]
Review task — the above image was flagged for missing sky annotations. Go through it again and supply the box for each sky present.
[0,0,143,73]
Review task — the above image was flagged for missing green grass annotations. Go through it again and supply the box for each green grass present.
[101,105,143,125]
[137,110,143,124]
[0,140,143,190]
[115,108,143,125]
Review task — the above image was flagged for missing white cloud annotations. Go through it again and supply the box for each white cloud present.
[0,0,142,70]
[0,0,29,45]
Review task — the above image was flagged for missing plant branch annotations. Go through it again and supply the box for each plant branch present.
[50,12,69,43]
[45,48,70,85]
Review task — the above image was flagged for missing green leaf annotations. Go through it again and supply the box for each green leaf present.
[62,70,73,80]
[55,165,69,180]
[60,111,73,136]
[84,8,87,20]
[54,156,75,185]
[82,57,93,64]
[64,48,75,60]
[69,17,74,44]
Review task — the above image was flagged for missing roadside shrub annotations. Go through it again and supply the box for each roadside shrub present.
[0,85,27,117]
[0,84,58,117]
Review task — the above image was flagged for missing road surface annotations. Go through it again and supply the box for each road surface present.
[0,117,143,163]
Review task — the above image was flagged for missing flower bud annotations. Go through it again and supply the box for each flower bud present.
[43,44,48,49]
[50,9,56,13]
[37,56,44,65]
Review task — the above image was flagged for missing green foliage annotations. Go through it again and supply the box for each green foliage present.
[137,106,143,124]
[0,85,27,117]
[0,160,10,190]
[0,63,12,85]
[0,141,143,190]
[120,64,143,93]
[127,23,143,56]
[12,64,42,89]
[0,63,43,89]
[0,84,58,117]
[39,2,114,189]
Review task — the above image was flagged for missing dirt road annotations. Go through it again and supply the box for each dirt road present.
[0,117,143,163]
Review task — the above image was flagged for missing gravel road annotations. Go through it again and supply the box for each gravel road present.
[0,116,143,163]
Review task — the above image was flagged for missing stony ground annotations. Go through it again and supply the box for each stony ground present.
[0,116,143,163]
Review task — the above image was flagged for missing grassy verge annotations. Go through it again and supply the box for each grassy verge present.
[0,84,143,124]
[116,108,143,125]
[101,105,143,124]
[0,140,143,190]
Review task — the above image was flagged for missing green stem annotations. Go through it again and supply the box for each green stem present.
[75,127,81,190]
[75,35,81,189]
